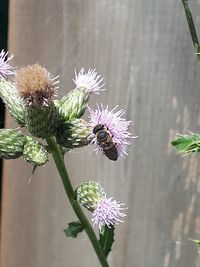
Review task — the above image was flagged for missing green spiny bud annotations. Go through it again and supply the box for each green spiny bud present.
[0,129,26,159]
[23,136,48,166]
[56,119,91,149]
[56,87,89,121]
[76,181,105,212]
[0,79,26,126]
[56,67,105,121]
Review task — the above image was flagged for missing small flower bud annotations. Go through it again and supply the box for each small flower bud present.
[23,136,48,166]
[17,64,60,138]
[76,181,105,212]
[77,180,127,232]
[0,79,26,126]
[0,129,26,159]
[56,87,89,121]
[56,119,91,149]
[56,68,105,121]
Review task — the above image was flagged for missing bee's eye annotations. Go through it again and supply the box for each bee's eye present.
[97,131,107,140]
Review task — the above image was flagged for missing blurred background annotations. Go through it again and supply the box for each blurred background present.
[1,0,200,266]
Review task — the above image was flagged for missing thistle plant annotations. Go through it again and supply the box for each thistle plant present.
[171,1,200,263]
[0,51,134,267]
[172,1,200,154]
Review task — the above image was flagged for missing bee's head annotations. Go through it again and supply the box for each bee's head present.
[93,124,105,134]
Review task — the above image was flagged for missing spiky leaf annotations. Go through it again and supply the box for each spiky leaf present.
[64,221,84,238]
[99,225,115,257]
[171,134,200,154]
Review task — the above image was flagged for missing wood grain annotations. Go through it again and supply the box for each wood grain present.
[1,0,200,266]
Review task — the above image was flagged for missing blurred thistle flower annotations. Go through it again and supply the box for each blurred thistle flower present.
[56,68,105,121]
[17,64,59,107]
[77,181,126,232]
[16,64,60,138]
[73,68,105,94]
[0,50,15,78]
[88,103,134,158]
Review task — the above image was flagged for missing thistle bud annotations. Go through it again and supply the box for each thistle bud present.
[57,68,105,121]
[0,79,26,126]
[76,181,105,212]
[56,119,91,149]
[77,180,127,232]
[17,64,60,138]
[56,87,89,121]
[0,129,26,159]
[23,136,48,166]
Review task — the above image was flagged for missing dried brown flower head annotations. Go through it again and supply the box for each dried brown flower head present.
[17,64,59,107]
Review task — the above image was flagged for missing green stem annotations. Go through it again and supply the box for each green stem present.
[46,137,109,267]
[181,0,200,63]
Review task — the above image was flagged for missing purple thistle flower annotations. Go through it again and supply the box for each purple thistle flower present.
[88,103,135,158]
[91,195,127,232]
[0,50,15,78]
[73,68,105,94]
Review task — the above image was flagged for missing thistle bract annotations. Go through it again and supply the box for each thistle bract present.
[25,102,59,138]
[77,181,105,212]
[0,79,26,126]
[17,64,60,138]
[23,136,48,166]
[56,119,91,149]
[0,129,25,159]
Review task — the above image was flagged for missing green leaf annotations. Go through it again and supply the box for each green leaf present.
[64,221,84,238]
[171,134,200,154]
[188,238,200,246]
[99,225,115,257]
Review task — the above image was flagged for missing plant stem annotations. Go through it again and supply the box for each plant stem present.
[181,0,200,63]
[46,137,109,267]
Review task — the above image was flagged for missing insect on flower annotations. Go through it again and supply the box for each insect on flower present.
[93,124,118,161]
[88,103,135,160]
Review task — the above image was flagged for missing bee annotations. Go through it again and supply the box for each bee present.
[93,124,118,161]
